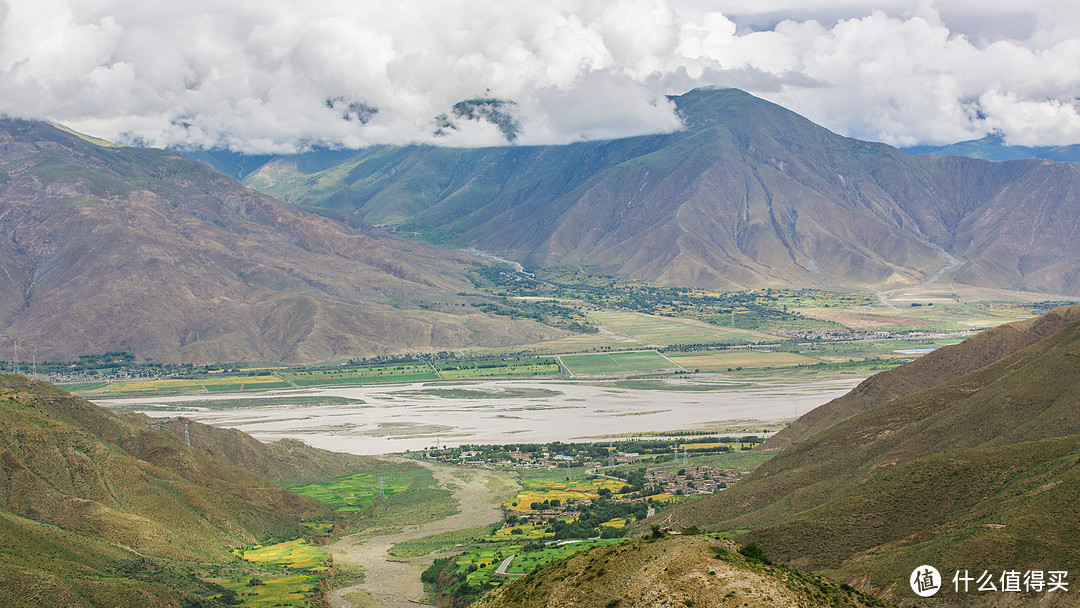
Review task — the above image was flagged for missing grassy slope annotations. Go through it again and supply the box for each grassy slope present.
[0,374,339,606]
[764,304,1080,449]
[472,535,891,608]
[668,306,1080,600]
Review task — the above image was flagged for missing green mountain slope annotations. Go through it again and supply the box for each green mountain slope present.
[248,88,1080,295]
[764,305,1080,449]
[0,119,564,364]
[667,305,1080,602]
[0,373,346,606]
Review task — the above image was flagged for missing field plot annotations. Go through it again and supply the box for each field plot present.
[587,310,773,345]
[668,350,820,370]
[237,539,330,571]
[559,350,679,376]
[220,574,320,608]
[504,478,627,513]
[290,470,413,513]
[222,539,330,607]
[435,357,560,379]
[500,538,625,576]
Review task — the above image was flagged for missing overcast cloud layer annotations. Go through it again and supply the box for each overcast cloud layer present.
[2,0,1079,153]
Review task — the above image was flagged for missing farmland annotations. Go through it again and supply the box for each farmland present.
[289,460,428,514]
[504,477,629,513]
[558,350,680,376]
[219,540,332,607]
[237,539,331,571]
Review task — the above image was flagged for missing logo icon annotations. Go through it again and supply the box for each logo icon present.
[911,565,941,597]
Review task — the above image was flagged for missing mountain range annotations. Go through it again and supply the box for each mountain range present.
[0,119,563,364]
[246,88,1080,296]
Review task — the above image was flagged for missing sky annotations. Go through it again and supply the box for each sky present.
[2,0,1079,153]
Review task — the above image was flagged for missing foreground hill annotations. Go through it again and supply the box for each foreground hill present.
[764,304,1080,449]
[0,119,562,363]
[250,88,1080,295]
[0,373,355,606]
[472,535,891,608]
[667,305,1080,603]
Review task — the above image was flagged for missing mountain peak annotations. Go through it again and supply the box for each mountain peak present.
[669,88,817,133]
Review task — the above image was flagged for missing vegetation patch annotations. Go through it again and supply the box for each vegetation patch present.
[237,539,330,571]
[218,573,320,608]
[290,470,413,514]
[389,525,494,558]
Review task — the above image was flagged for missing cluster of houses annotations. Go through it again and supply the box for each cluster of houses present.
[645,466,747,495]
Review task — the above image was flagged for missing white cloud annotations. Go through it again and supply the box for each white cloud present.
[2,0,1079,152]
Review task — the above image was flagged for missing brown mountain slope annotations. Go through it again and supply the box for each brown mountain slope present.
[252,89,1080,295]
[0,119,563,363]
[472,535,891,608]
[0,374,350,606]
[664,305,1080,603]
[764,304,1080,449]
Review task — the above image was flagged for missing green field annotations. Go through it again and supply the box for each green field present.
[586,309,773,344]
[559,350,679,376]
[290,469,413,513]
[503,538,626,575]
[219,573,320,608]
[237,539,330,571]
[454,538,626,587]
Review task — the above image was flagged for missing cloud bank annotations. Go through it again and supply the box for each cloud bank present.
[2,0,1078,152]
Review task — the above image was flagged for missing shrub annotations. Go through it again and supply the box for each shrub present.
[738,541,771,565]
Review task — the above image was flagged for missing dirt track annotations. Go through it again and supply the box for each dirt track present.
[326,461,513,607]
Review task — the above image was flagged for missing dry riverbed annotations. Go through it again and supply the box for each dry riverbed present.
[327,460,518,608]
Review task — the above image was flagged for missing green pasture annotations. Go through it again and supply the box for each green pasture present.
[559,350,678,376]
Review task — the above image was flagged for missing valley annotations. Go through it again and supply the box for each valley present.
[4,84,1080,608]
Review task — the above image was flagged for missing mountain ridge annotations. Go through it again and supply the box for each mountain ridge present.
[0,118,565,363]
[247,88,1080,296]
